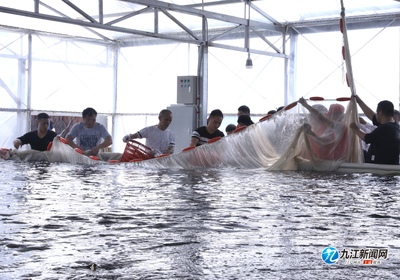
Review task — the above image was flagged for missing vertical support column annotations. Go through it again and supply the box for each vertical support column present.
[154,8,159,34]
[98,0,103,24]
[197,16,208,127]
[34,0,39,12]
[32,0,38,136]
[283,27,288,105]
[287,28,298,104]
[111,44,119,152]
[244,1,250,51]
[25,33,33,132]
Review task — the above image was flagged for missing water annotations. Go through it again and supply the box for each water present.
[1,161,400,279]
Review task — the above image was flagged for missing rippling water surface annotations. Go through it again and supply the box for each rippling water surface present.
[0,161,400,279]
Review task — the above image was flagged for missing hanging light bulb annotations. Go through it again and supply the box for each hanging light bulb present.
[244,0,252,69]
[246,52,253,69]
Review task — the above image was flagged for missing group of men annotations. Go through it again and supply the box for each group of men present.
[11,107,226,157]
[122,108,226,152]
[10,96,400,165]
[225,105,254,135]
[13,108,112,157]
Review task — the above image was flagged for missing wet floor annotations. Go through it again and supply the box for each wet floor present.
[0,161,400,279]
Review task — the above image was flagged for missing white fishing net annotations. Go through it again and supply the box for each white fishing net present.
[1,97,366,172]
[138,96,364,171]
[268,97,363,172]
[4,137,122,165]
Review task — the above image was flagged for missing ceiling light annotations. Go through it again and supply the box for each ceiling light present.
[246,53,253,69]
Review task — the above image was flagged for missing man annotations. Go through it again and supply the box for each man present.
[394,110,400,123]
[190,109,224,147]
[123,109,175,156]
[237,114,254,127]
[225,124,237,135]
[237,105,250,117]
[66,107,112,156]
[350,96,400,164]
[13,113,57,151]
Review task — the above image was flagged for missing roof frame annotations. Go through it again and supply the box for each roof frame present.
[1,0,398,57]
[0,0,286,57]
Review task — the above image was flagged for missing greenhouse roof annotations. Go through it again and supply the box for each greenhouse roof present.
[0,0,399,44]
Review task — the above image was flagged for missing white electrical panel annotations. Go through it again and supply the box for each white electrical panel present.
[167,104,197,152]
[177,76,197,104]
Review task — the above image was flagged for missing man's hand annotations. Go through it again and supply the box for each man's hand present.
[298,97,307,106]
[13,139,22,149]
[350,122,366,141]
[350,122,358,130]
[122,134,131,143]
[302,123,312,133]
[353,94,361,104]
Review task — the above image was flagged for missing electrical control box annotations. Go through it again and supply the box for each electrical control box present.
[177,76,197,104]
[167,104,197,152]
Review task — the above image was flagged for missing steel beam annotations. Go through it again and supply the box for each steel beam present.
[0,6,200,44]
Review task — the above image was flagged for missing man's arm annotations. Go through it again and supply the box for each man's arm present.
[89,136,112,155]
[350,122,366,141]
[355,95,375,121]
[298,97,333,127]
[13,132,30,149]
[65,123,81,149]
[65,135,80,149]
[166,145,175,154]
[123,132,139,142]
[190,137,199,147]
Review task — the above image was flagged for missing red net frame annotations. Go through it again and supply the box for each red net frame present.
[121,140,153,162]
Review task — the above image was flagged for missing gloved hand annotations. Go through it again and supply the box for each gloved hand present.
[123,134,131,143]
[298,97,307,107]
[302,123,312,133]
[152,149,162,157]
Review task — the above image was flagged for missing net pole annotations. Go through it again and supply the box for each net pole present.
[340,0,356,97]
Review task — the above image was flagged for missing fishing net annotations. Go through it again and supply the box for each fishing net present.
[268,97,363,172]
[1,98,363,171]
[1,97,366,172]
[4,137,122,164]
[135,96,364,171]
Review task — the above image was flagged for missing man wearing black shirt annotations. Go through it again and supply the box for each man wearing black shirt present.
[350,96,400,165]
[190,109,225,147]
[13,113,57,151]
